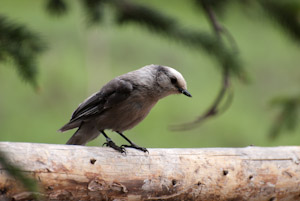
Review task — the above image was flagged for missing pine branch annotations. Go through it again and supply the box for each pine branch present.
[0,150,40,198]
[171,0,238,130]
[259,0,300,43]
[46,0,68,16]
[269,95,300,139]
[114,0,245,78]
[194,0,233,16]
[20,0,300,135]
[0,16,46,88]
[81,0,106,24]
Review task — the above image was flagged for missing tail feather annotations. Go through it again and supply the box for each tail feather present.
[66,129,87,145]
[65,122,100,145]
[58,121,81,132]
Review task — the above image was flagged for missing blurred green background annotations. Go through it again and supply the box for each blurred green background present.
[0,0,299,148]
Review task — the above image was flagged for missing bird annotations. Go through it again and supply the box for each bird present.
[58,64,191,153]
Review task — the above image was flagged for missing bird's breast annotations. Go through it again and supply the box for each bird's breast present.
[96,95,158,132]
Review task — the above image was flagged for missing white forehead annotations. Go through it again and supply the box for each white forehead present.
[164,66,187,89]
[167,67,184,79]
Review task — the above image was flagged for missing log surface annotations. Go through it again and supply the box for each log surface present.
[0,142,300,201]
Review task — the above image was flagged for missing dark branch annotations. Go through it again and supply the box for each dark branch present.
[46,0,68,16]
[81,0,106,24]
[171,0,237,130]
[259,0,300,44]
[114,0,244,76]
[269,95,300,139]
[201,1,223,37]
[171,68,233,130]
[0,16,46,88]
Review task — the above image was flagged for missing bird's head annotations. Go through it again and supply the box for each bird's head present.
[154,65,192,98]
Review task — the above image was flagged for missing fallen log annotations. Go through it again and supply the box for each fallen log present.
[0,142,300,201]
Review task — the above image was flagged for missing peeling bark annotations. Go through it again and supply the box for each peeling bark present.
[0,142,300,201]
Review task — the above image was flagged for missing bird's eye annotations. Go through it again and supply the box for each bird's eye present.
[170,77,177,84]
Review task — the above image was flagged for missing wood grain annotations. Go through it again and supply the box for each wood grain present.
[0,142,300,201]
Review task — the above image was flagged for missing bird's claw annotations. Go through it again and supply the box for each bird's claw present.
[103,140,126,154]
[121,144,149,153]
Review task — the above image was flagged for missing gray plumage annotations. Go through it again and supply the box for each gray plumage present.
[59,64,191,152]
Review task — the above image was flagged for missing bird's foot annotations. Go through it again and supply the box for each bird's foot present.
[103,140,126,154]
[121,143,148,153]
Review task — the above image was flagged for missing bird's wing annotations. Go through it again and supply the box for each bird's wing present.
[59,78,133,131]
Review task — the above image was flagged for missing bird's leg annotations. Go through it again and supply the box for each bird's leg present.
[116,131,148,153]
[101,131,125,153]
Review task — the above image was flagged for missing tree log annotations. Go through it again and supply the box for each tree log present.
[0,142,300,201]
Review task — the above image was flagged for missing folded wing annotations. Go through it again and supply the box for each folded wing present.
[59,78,133,132]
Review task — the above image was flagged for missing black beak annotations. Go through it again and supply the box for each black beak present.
[179,88,192,97]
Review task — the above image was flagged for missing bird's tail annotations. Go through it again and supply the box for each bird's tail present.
[58,121,81,132]
[66,122,100,145]
[66,128,86,145]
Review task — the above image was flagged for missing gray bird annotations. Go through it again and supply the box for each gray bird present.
[59,64,191,153]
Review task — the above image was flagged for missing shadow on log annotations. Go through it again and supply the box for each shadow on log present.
[0,142,300,200]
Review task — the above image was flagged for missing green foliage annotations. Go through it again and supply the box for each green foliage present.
[259,0,300,43]
[258,0,300,137]
[46,0,68,16]
[44,0,244,78]
[1,0,298,86]
[0,16,45,88]
[269,95,300,138]
[194,0,232,14]
[0,0,300,142]
[81,0,107,24]
[0,150,39,195]
[115,1,244,78]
